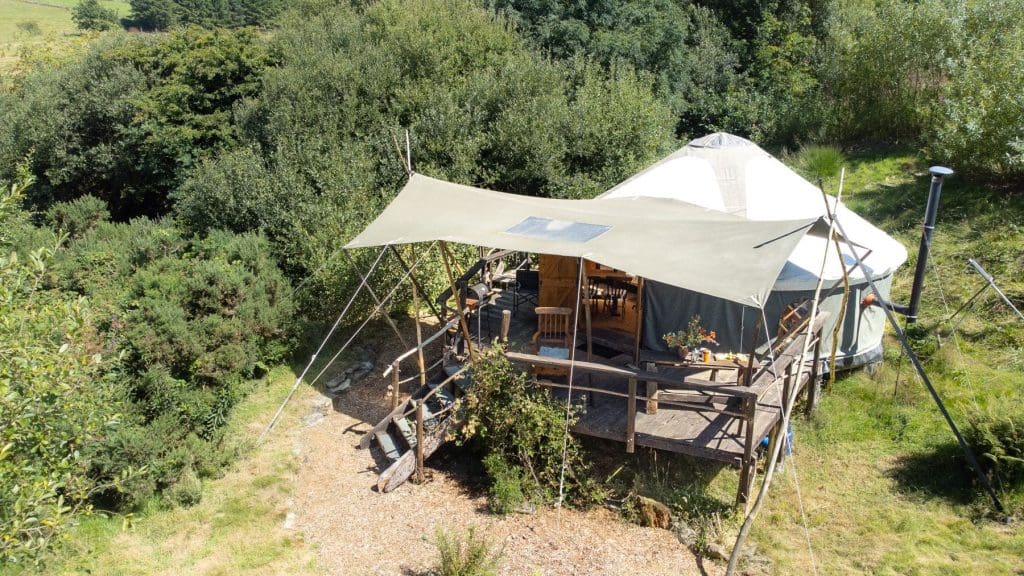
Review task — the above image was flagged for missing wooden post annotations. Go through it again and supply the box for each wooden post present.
[415,401,425,484]
[411,256,427,388]
[390,360,401,410]
[806,336,822,416]
[500,309,511,343]
[737,397,758,510]
[644,362,658,415]
[633,277,645,366]
[439,241,476,363]
[389,245,444,323]
[626,377,637,453]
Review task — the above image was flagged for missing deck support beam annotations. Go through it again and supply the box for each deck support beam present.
[626,377,637,453]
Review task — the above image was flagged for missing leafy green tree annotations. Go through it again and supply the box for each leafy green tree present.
[0,28,271,218]
[0,172,126,563]
[73,0,120,31]
[129,0,179,30]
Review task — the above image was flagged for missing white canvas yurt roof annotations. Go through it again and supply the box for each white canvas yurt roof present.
[599,133,908,289]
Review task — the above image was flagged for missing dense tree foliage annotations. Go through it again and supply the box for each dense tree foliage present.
[72,0,120,31]
[129,0,284,30]
[175,0,676,315]
[0,173,125,563]
[0,28,270,218]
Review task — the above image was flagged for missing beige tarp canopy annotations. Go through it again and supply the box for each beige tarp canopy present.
[345,173,818,307]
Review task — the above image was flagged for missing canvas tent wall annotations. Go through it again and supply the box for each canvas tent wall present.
[599,133,907,368]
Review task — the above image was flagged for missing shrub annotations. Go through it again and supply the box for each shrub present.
[481,453,524,515]
[73,0,120,31]
[459,349,602,508]
[165,464,203,508]
[46,195,110,239]
[431,526,503,576]
[966,405,1024,487]
[0,175,125,563]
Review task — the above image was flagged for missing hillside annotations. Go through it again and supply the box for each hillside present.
[9,150,1020,576]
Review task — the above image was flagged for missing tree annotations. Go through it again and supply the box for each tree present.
[73,0,120,31]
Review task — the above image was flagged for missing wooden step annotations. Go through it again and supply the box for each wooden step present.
[395,417,417,449]
[375,431,402,461]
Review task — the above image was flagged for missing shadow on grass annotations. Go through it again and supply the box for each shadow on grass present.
[887,440,977,505]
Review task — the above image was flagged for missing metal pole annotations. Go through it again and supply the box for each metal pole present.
[968,259,1024,322]
[907,166,954,323]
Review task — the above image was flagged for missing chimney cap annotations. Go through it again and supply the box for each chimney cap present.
[929,166,954,177]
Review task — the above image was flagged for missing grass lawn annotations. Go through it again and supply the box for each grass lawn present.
[745,148,1024,574]
[0,0,128,73]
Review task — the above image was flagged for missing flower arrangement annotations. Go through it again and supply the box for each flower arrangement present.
[662,315,718,351]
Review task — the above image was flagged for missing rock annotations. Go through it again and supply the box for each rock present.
[516,502,537,515]
[675,523,697,546]
[310,396,332,411]
[636,496,672,529]
[303,412,325,427]
[282,511,297,530]
[359,360,374,371]
[325,376,351,393]
[704,542,729,561]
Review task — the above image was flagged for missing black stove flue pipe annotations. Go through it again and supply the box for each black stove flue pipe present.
[866,166,954,323]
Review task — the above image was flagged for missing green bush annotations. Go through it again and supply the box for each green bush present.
[966,405,1024,487]
[73,0,120,31]
[431,526,503,576]
[45,195,110,239]
[460,350,602,508]
[0,28,271,218]
[0,175,125,563]
[481,453,525,515]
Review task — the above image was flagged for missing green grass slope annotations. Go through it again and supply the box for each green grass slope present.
[751,148,1024,574]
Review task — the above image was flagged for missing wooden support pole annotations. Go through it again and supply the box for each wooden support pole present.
[439,241,476,363]
[737,397,758,510]
[388,245,444,323]
[633,277,645,366]
[644,362,658,415]
[415,400,425,484]
[806,336,822,416]
[411,253,427,388]
[390,359,401,410]
[500,309,511,343]
[343,250,408,349]
[626,377,637,453]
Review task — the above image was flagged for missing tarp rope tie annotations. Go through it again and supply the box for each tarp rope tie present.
[257,245,389,445]
[308,242,437,388]
[556,257,586,511]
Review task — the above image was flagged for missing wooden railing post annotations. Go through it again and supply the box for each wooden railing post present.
[737,396,758,510]
[626,377,637,454]
[390,360,401,410]
[644,362,658,415]
[415,401,425,484]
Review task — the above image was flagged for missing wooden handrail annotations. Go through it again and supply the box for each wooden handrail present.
[505,351,757,400]
[383,316,461,377]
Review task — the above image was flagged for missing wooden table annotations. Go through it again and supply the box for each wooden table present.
[638,352,759,414]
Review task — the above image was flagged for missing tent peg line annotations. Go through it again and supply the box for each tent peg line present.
[257,245,389,445]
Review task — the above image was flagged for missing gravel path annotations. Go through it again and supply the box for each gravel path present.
[291,341,718,576]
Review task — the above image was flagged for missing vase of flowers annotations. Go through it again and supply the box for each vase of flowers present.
[662,315,717,360]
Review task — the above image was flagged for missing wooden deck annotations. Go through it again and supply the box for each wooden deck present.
[391,274,827,505]
[555,361,815,466]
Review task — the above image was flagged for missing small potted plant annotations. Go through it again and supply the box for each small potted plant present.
[663,315,717,360]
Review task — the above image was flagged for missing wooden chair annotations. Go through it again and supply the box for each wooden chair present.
[531,306,573,379]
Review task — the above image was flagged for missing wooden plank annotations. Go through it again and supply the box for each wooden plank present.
[390,360,401,410]
[626,377,636,453]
